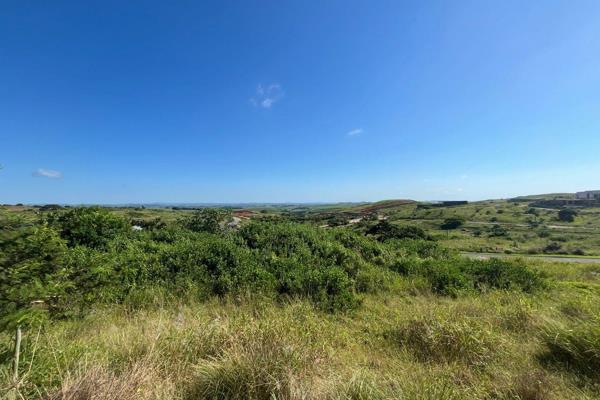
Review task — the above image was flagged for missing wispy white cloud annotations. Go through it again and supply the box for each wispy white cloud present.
[347,128,363,137]
[250,84,283,109]
[33,168,62,179]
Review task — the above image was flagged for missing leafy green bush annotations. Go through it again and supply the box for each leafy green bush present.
[465,258,546,292]
[0,208,547,329]
[386,239,453,259]
[157,233,273,296]
[46,207,130,249]
[392,258,545,296]
[537,228,551,238]
[544,242,562,253]
[327,215,350,227]
[0,225,68,328]
[239,221,390,310]
[440,217,465,231]
[0,215,402,323]
[558,208,577,223]
[489,224,508,237]
[180,208,233,233]
[366,221,432,242]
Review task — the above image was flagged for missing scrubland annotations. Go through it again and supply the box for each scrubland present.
[1,206,599,399]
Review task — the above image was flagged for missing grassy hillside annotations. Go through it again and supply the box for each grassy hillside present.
[381,200,600,256]
[1,205,600,399]
[296,197,600,257]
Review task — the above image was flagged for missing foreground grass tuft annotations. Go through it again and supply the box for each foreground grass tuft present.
[541,317,600,377]
[187,319,324,400]
[388,314,500,368]
[46,359,174,400]
[507,369,553,400]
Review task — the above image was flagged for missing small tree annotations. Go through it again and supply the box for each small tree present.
[526,207,539,216]
[181,208,233,234]
[489,224,508,237]
[0,225,69,328]
[558,208,577,223]
[440,217,465,231]
[367,220,432,241]
[544,242,562,253]
[46,207,129,249]
[328,215,350,227]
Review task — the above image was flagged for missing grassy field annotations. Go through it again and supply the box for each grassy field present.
[286,197,600,257]
[1,198,600,399]
[2,261,600,399]
[385,201,600,256]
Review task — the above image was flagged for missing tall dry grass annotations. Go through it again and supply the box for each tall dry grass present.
[1,273,599,400]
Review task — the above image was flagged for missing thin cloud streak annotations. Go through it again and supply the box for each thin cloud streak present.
[33,168,62,179]
[347,128,363,137]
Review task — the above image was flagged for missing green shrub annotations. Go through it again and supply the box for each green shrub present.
[1,207,545,327]
[537,229,551,238]
[180,208,233,233]
[558,208,577,223]
[46,207,130,249]
[392,258,545,296]
[238,221,387,310]
[464,258,546,293]
[328,215,350,226]
[0,225,68,328]
[489,224,508,237]
[367,221,432,242]
[544,242,562,253]
[386,239,453,259]
[440,217,465,231]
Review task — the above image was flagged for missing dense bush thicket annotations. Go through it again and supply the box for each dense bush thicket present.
[366,220,432,242]
[0,207,546,329]
[391,257,545,296]
[45,207,130,249]
[558,208,577,223]
[440,216,465,231]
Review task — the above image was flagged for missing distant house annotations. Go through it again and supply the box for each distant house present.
[576,191,600,200]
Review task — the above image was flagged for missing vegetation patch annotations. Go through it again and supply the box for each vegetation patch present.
[391,257,546,296]
[187,320,323,399]
[387,314,499,368]
[3,203,599,399]
[46,359,173,400]
[540,318,600,377]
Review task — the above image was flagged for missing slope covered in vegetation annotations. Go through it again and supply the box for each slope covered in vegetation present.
[1,207,599,399]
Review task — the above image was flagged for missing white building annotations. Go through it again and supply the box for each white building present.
[576,190,600,200]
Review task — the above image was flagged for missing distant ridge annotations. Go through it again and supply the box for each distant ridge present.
[510,193,576,201]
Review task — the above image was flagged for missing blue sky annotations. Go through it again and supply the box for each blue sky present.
[1,0,600,204]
